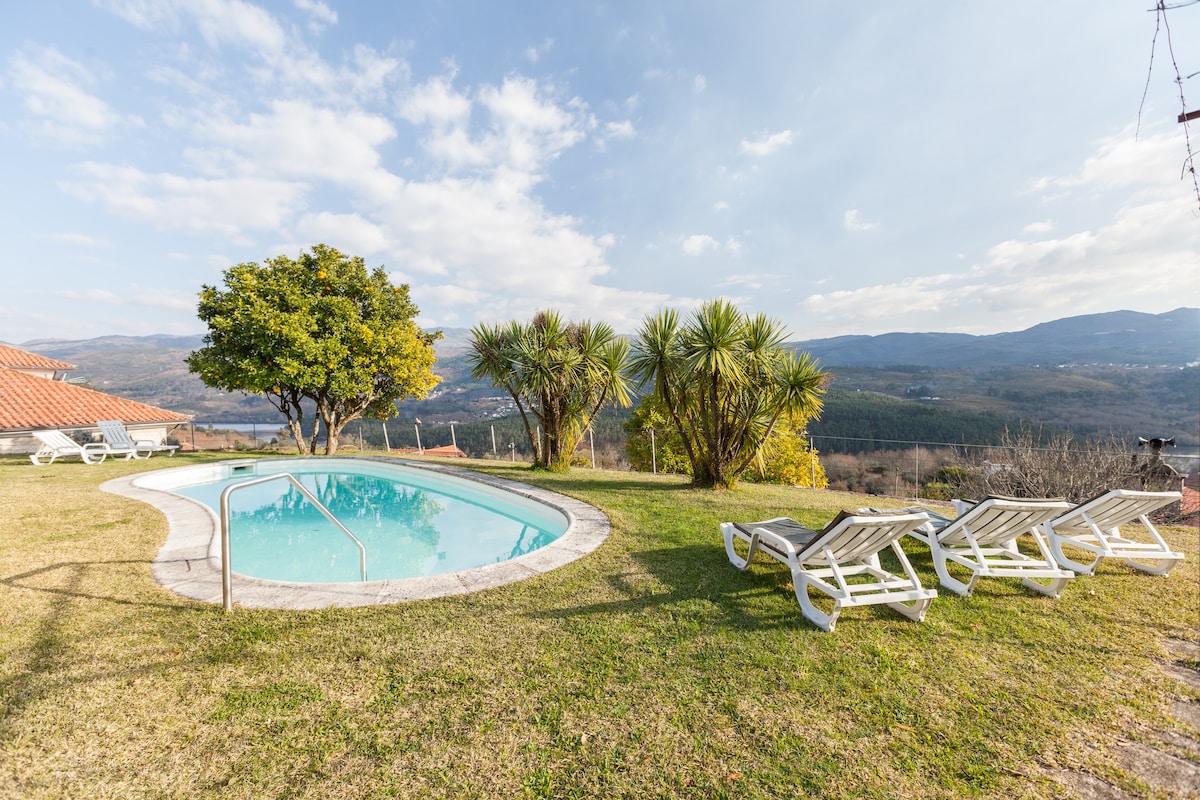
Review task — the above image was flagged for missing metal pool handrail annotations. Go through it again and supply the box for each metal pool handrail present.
[219,472,368,611]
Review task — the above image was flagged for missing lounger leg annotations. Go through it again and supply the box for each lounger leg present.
[1020,576,1071,598]
[793,574,839,632]
[930,544,977,597]
[1121,556,1179,576]
[1046,532,1102,575]
[885,596,934,623]
[722,526,760,571]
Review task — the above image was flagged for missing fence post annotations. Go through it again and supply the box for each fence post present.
[651,429,657,474]
[914,443,921,499]
[810,435,815,488]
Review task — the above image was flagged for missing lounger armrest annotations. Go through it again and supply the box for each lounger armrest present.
[748,525,808,557]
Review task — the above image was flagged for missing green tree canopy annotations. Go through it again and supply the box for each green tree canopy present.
[467,311,632,471]
[629,299,827,489]
[186,244,440,455]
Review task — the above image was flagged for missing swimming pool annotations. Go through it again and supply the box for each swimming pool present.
[171,459,568,583]
[101,456,610,609]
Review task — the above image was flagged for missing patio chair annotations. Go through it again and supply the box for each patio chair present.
[905,496,1074,597]
[720,509,937,632]
[97,420,178,458]
[30,429,110,465]
[1043,489,1184,576]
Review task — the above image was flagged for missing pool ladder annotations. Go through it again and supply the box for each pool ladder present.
[219,472,368,611]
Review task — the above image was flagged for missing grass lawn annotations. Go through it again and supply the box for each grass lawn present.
[1,452,1197,799]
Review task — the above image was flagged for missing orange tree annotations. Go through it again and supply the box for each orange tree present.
[186,245,440,455]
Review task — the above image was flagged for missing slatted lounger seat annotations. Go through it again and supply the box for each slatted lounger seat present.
[1043,489,1184,576]
[905,496,1075,598]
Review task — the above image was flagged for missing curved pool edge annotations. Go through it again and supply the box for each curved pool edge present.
[99,456,611,610]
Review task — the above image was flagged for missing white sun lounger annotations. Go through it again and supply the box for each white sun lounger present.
[30,429,111,465]
[720,510,937,632]
[905,496,1075,598]
[1043,489,1185,576]
[98,420,178,459]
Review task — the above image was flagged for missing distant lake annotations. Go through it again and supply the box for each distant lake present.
[188,422,284,436]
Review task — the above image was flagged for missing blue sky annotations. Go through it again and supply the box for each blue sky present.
[2,1,1198,344]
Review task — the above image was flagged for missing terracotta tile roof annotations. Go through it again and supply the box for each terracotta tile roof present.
[0,367,191,431]
[0,342,74,371]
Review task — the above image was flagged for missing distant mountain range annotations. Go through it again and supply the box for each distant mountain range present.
[11,309,1200,374]
[788,307,1199,368]
[13,307,1197,370]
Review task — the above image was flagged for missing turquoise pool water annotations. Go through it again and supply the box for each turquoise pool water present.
[171,460,568,583]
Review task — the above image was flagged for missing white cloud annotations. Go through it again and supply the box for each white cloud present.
[843,209,879,232]
[45,232,111,247]
[188,99,396,183]
[294,0,337,33]
[604,120,635,139]
[289,212,390,256]
[1050,127,1184,192]
[804,191,1199,336]
[130,285,197,310]
[713,201,730,211]
[693,74,707,93]
[400,75,472,128]
[63,162,306,236]
[739,129,793,156]
[1022,219,1055,235]
[681,234,719,256]
[56,288,121,304]
[524,38,554,63]
[8,47,124,141]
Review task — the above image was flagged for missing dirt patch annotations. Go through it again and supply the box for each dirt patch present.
[1045,638,1200,799]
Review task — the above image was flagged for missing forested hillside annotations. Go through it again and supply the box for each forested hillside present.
[11,308,1197,451]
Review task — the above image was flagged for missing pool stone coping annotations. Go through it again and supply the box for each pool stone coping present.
[100,455,611,610]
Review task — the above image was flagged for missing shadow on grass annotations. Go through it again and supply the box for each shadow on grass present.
[1,560,185,610]
[527,542,817,632]
[0,558,214,748]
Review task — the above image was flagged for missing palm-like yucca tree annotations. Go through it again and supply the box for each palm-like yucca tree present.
[630,298,827,489]
[468,311,632,471]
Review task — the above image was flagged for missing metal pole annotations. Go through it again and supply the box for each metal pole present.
[651,429,657,474]
[415,423,423,454]
[589,428,595,468]
[451,423,458,456]
[382,422,390,452]
[810,436,815,488]
[251,422,257,448]
[914,443,920,499]
[509,442,515,462]
[491,425,497,456]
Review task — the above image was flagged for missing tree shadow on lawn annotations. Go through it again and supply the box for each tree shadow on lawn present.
[1,559,186,610]
[0,559,208,747]
[526,542,861,632]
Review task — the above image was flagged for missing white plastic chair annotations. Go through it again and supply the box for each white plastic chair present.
[721,510,937,632]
